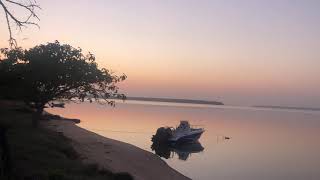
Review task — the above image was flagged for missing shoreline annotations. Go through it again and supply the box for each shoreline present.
[44,119,191,180]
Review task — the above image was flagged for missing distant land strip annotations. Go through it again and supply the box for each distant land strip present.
[254,105,320,111]
[123,97,224,106]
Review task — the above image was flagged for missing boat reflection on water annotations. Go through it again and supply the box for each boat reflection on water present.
[151,141,204,161]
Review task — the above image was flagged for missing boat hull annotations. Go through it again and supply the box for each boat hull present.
[169,130,204,143]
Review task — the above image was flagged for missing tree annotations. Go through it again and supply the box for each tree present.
[0,0,40,48]
[0,41,126,127]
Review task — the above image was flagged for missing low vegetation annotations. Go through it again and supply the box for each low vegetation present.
[0,101,133,180]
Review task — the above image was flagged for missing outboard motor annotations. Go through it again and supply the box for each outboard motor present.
[151,127,173,144]
[151,127,173,159]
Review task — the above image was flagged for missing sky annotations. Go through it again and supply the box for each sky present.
[0,0,320,107]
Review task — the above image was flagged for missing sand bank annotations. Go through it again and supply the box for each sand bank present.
[45,120,191,180]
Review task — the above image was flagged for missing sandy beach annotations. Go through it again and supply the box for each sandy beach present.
[44,119,191,180]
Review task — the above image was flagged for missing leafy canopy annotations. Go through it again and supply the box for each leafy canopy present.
[0,41,126,108]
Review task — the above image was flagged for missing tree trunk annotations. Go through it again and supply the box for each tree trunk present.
[32,107,44,128]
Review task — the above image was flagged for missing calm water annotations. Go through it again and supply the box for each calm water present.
[49,101,320,180]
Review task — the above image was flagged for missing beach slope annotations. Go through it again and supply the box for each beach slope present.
[45,120,190,180]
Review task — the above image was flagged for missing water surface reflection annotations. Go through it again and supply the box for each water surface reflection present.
[151,141,204,161]
[48,101,320,180]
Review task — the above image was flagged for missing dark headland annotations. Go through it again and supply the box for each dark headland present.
[126,96,224,106]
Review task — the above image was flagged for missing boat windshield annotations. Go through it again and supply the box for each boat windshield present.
[176,121,190,131]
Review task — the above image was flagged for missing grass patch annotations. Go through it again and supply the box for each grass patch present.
[0,101,133,180]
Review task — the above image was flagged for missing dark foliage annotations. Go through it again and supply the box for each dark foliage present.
[0,41,126,126]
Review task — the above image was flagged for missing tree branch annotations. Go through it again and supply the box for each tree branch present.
[0,0,40,48]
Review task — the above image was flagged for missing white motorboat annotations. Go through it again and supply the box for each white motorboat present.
[168,121,204,143]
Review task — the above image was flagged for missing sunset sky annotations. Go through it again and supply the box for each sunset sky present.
[1,0,319,107]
